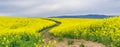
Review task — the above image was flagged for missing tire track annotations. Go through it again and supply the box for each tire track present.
[39,18,61,46]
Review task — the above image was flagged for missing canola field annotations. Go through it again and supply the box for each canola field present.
[0,17,56,47]
[0,16,120,47]
[50,17,120,47]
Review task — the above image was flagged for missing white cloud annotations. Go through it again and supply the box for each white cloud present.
[0,0,120,17]
[0,0,39,7]
[21,0,103,15]
[0,13,12,16]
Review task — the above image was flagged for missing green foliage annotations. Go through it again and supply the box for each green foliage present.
[58,37,63,42]
[79,43,85,47]
[67,40,74,45]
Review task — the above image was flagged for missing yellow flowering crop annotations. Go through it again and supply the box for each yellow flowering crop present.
[0,17,56,47]
[50,16,120,47]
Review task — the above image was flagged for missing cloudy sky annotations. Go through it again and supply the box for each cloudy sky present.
[0,0,120,17]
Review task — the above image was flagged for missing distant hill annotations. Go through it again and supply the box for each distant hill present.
[50,14,112,18]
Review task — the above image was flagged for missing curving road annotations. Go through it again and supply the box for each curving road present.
[39,18,105,47]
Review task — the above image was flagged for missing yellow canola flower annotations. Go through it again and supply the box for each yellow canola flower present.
[50,17,120,47]
[53,40,57,46]
[0,17,56,47]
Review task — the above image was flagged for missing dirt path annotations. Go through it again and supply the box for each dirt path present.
[39,18,106,47]
[56,38,105,47]
[39,18,61,43]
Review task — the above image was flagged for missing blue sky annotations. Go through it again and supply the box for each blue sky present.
[0,0,120,17]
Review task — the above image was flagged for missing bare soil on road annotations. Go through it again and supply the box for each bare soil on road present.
[40,18,106,47]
